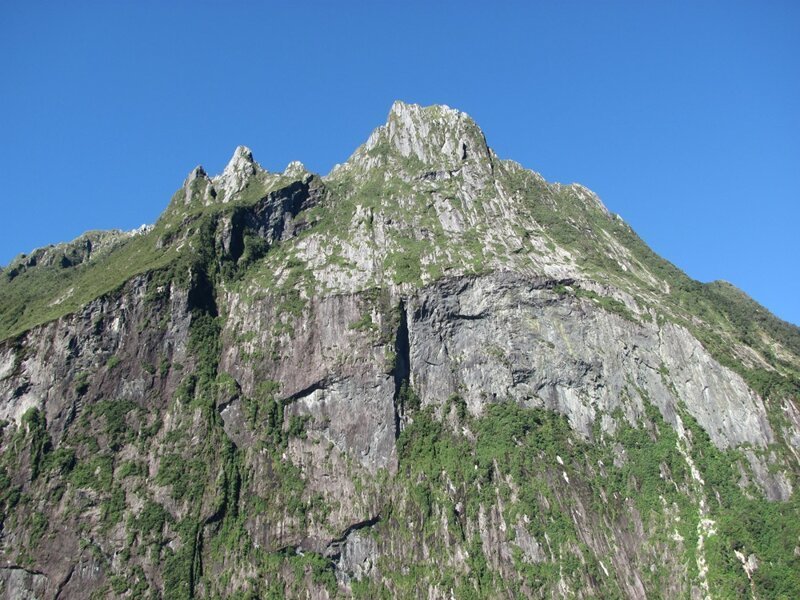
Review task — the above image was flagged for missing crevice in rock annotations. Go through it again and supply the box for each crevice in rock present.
[12,381,30,398]
[189,521,204,598]
[53,565,74,600]
[184,432,242,597]
[187,266,218,318]
[324,514,382,561]
[284,378,330,403]
[222,179,322,270]
[216,395,238,414]
[454,311,487,321]
[1,565,47,576]
[216,376,242,414]
[544,277,576,289]
[248,180,315,245]
[227,209,247,264]
[392,300,410,439]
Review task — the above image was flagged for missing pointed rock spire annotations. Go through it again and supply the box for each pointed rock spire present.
[186,165,208,183]
[215,145,262,198]
[282,160,308,180]
[180,164,217,206]
[224,146,256,174]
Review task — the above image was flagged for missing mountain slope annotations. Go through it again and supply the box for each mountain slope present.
[0,101,798,599]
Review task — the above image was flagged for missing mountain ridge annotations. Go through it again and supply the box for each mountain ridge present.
[0,101,798,599]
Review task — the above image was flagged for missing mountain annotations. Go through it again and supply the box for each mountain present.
[0,101,798,599]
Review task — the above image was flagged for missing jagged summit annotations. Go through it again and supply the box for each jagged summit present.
[188,165,208,180]
[181,101,492,205]
[336,101,493,177]
[222,145,258,175]
[174,146,274,209]
[386,101,491,164]
[282,160,309,179]
[213,145,262,197]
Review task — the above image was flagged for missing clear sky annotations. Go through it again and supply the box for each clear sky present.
[1,1,798,324]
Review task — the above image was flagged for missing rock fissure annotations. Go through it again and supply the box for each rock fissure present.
[391,299,411,438]
[53,565,75,600]
[323,514,382,561]
[284,378,331,403]
[2,565,47,576]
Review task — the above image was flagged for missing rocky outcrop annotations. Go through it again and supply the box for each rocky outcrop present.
[3,229,143,281]
[214,145,260,199]
[0,566,49,599]
[408,274,776,450]
[0,273,191,432]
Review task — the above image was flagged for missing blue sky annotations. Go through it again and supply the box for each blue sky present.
[1,1,798,324]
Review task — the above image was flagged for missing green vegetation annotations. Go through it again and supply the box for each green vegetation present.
[0,169,297,341]
[349,312,377,332]
[384,238,425,285]
[574,287,637,322]
[70,454,114,491]
[27,511,48,548]
[381,393,800,598]
[679,410,800,597]
[397,381,421,413]
[19,407,51,480]
[73,371,90,396]
[0,227,177,340]
[0,467,21,529]
[90,398,139,450]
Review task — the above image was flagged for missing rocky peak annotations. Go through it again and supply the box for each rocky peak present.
[282,160,310,181]
[226,145,256,171]
[3,229,136,279]
[213,145,263,198]
[188,165,208,181]
[181,165,209,190]
[179,164,217,207]
[344,101,493,177]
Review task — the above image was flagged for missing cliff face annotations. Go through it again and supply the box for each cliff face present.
[1,102,799,599]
